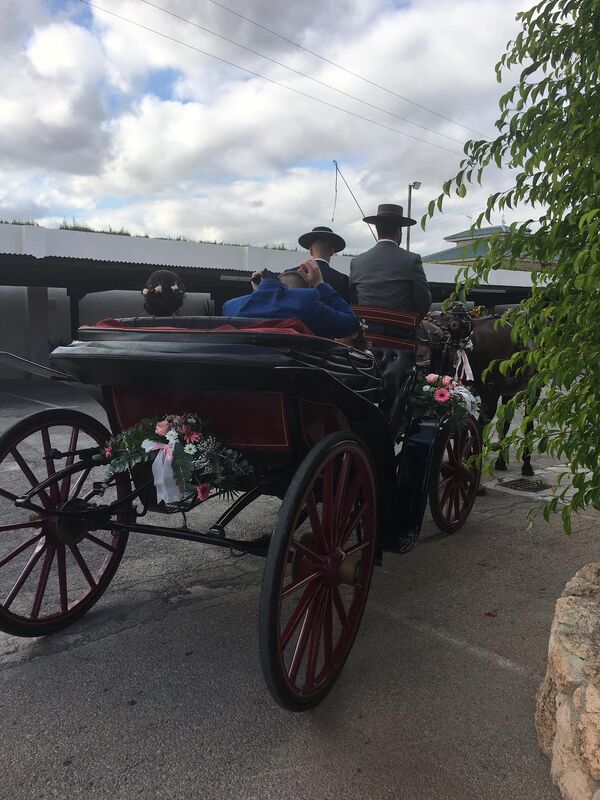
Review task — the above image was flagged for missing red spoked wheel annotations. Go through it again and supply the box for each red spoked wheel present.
[429,416,481,534]
[0,409,130,637]
[259,433,377,711]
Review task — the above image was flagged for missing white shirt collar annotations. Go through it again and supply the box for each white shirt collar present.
[377,239,399,246]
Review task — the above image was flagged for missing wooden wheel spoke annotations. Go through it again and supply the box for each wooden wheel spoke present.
[0,520,43,534]
[343,540,371,559]
[10,447,51,509]
[332,453,352,531]
[60,427,80,502]
[445,440,455,464]
[305,591,328,689]
[0,532,45,569]
[305,491,327,552]
[288,587,324,684]
[291,537,326,565]
[4,541,47,609]
[280,578,322,650]
[439,479,454,512]
[335,468,365,548]
[458,482,469,507]
[31,541,57,619]
[461,432,474,461]
[68,543,97,589]
[56,542,68,613]
[69,467,92,501]
[332,586,350,631]
[320,463,335,548]
[282,569,322,599]
[41,427,60,505]
[338,501,370,549]
[86,533,117,553]
[0,487,18,502]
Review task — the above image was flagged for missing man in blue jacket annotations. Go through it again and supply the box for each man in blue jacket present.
[223,259,359,339]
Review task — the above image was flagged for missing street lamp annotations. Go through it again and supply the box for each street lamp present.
[406,181,421,252]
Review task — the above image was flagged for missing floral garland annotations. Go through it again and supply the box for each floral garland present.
[412,373,480,427]
[104,414,252,505]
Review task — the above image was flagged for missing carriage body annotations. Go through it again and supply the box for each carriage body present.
[0,310,481,710]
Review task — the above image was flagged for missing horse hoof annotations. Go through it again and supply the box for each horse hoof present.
[521,465,535,477]
[495,459,508,471]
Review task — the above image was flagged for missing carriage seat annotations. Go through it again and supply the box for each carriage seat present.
[349,306,420,434]
[373,347,416,434]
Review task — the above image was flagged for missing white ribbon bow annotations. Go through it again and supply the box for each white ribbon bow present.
[142,439,182,503]
[454,348,474,382]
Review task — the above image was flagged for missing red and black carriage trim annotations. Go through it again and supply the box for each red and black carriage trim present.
[0,310,480,710]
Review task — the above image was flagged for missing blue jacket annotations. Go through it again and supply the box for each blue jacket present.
[222,278,359,338]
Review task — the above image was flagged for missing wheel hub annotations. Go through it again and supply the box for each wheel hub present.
[323,548,345,587]
[55,499,91,545]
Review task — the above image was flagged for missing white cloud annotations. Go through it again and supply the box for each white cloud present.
[0,0,537,256]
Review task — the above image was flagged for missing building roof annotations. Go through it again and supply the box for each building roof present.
[444,225,510,243]
[423,241,491,263]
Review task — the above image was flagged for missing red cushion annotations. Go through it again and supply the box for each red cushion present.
[86,318,316,336]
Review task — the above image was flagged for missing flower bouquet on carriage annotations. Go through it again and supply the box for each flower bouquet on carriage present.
[104,414,252,510]
[412,372,480,428]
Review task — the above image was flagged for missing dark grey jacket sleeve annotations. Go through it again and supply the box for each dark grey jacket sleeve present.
[411,254,431,318]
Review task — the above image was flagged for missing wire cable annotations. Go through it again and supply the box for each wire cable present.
[333,161,377,241]
[79,0,464,156]
[200,0,489,139]
[135,0,466,147]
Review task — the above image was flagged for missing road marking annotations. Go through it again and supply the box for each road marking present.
[371,602,540,680]
[0,391,60,409]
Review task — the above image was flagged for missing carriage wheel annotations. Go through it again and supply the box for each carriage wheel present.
[429,416,481,534]
[260,433,377,711]
[0,409,130,637]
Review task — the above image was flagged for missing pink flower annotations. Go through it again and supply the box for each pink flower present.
[434,388,451,403]
[154,284,163,293]
[142,288,149,296]
[155,420,170,437]
[196,483,211,501]
[184,431,201,444]
[425,373,438,384]
[104,446,112,458]
[441,375,453,387]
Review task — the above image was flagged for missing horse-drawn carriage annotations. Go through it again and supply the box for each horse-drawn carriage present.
[0,307,481,710]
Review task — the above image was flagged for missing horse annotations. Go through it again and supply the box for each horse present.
[423,305,536,476]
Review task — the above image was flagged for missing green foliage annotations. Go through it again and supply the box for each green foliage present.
[424,0,600,529]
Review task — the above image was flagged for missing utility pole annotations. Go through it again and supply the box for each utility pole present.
[406,181,421,251]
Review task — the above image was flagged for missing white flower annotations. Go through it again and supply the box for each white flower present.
[422,385,434,393]
[184,443,196,454]
[171,283,179,292]
[165,429,179,446]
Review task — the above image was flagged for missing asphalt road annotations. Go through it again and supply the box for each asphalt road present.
[1,381,598,800]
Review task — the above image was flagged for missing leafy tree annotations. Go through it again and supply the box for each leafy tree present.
[424,0,600,530]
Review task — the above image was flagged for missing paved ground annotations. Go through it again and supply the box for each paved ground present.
[1,380,598,800]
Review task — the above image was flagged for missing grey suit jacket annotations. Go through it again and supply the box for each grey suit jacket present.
[349,241,431,319]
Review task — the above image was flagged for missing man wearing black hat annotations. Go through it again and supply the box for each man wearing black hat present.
[349,204,431,319]
[298,226,351,302]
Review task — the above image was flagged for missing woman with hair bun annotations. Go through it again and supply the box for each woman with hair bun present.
[142,270,186,316]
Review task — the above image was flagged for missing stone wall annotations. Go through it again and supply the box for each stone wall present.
[536,563,600,800]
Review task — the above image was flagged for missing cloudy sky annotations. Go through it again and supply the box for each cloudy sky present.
[0,0,532,255]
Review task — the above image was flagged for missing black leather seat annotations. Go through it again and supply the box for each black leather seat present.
[373,347,416,436]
